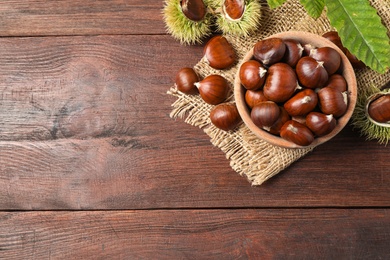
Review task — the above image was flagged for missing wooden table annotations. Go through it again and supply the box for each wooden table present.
[0,1,389,259]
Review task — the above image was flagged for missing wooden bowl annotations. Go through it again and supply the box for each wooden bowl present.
[234,31,357,149]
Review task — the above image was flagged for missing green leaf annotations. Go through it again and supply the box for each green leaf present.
[300,0,325,19]
[266,0,287,9]
[325,0,390,73]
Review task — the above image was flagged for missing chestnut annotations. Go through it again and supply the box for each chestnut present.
[280,120,314,146]
[322,31,344,51]
[306,112,337,136]
[245,89,268,109]
[253,38,286,66]
[204,35,236,70]
[175,67,199,94]
[251,101,280,130]
[309,46,341,75]
[296,56,328,89]
[324,74,347,92]
[367,94,390,123]
[210,103,242,131]
[181,0,207,22]
[317,87,348,118]
[283,89,318,117]
[282,39,304,67]
[195,74,230,105]
[239,60,267,90]
[269,107,291,135]
[222,0,245,21]
[263,63,299,103]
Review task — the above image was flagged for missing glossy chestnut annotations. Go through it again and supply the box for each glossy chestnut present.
[245,89,268,109]
[283,89,318,116]
[263,63,299,103]
[181,0,206,21]
[268,107,291,135]
[306,112,337,136]
[251,101,280,129]
[222,0,245,21]
[253,38,286,66]
[239,60,267,90]
[280,120,314,146]
[204,35,236,70]
[282,39,304,67]
[195,74,230,105]
[296,56,328,89]
[367,94,390,124]
[324,74,347,92]
[317,87,348,118]
[210,103,242,131]
[175,67,199,94]
[309,46,341,75]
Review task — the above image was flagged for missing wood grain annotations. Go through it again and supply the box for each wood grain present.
[0,0,166,36]
[1,209,389,259]
[0,35,203,141]
[0,124,389,210]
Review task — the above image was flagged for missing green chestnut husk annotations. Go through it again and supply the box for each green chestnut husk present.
[163,0,217,45]
[352,84,390,145]
[215,0,263,37]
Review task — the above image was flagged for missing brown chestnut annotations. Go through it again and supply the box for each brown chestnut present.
[195,74,230,105]
[239,60,267,90]
[317,87,348,118]
[245,89,268,109]
[280,120,314,146]
[210,103,242,131]
[284,89,318,117]
[269,107,291,135]
[282,39,304,67]
[309,46,341,75]
[253,38,286,66]
[181,0,206,22]
[367,94,390,123]
[222,0,245,21]
[306,112,337,136]
[204,35,236,70]
[175,67,199,94]
[263,63,299,103]
[322,31,344,51]
[251,101,280,130]
[324,74,347,92]
[296,56,328,89]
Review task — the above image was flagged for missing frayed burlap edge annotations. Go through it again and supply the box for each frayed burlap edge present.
[167,0,390,185]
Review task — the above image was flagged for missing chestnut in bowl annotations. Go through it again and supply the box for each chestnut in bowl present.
[234,31,357,148]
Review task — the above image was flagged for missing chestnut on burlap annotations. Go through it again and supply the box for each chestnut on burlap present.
[168,0,390,185]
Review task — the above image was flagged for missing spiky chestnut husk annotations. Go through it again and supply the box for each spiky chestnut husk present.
[215,0,262,37]
[163,0,217,45]
[351,84,390,145]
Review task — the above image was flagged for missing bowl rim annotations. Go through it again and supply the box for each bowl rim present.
[234,31,357,149]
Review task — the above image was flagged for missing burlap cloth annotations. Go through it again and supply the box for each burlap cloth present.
[167,0,390,185]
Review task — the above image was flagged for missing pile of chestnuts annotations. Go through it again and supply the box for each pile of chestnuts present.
[174,35,242,131]
[239,37,350,146]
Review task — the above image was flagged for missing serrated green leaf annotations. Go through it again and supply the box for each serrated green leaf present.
[325,0,390,73]
[266,0,287,9]
[300,0,325,19]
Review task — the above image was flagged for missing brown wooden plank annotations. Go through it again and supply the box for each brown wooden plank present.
[0,124,389,210]
[0,0,166,36]
[0,209,389,259]
[0,35,203,141]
